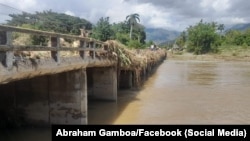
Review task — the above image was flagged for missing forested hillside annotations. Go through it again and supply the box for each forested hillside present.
[6,11,149,49]
[7,10,92,35]
[226,23,250,31]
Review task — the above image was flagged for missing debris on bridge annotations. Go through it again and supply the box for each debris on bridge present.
[106,40,166,69]
[106,40,167,88]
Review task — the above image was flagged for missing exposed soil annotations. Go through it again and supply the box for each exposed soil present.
[167,51,250,62]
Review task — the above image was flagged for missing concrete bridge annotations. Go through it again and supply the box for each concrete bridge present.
[0,25,166,127]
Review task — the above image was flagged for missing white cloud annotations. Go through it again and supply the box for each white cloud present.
[105,2,178,30]
[135,3,172,28]
[105,1,132,23]
[17,0,37,11]
[231,17,247,24]
[212,0,230,12]
[0,0,38,13]
[201,0,230,13]
[65,10,75,16]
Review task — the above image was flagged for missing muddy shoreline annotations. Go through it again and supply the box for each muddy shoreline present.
[167,51,250,62]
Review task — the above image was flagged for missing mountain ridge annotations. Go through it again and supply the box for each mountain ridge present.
[226,23,250,31]
[145,23,250,45]
[145,28,180,45]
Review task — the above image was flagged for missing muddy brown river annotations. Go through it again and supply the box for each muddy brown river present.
[89,60,250,124]
[1,59,250,140]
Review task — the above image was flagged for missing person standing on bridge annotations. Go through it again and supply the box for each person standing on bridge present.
[151,44,157,51]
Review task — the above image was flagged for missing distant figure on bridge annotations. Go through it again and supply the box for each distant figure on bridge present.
[150,44,157,51]
[150,44,155,51]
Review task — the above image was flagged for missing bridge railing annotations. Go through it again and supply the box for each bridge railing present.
[0,25,110,69]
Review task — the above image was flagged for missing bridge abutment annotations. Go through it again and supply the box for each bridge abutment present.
[0,69,88,126]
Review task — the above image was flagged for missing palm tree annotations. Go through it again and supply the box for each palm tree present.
[126,13,140,40]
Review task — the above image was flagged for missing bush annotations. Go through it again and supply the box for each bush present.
[127,40,143,49]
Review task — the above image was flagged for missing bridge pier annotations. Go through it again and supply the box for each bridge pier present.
[119,70,133,89]
[49,69,87,125]
[87,67,117,101]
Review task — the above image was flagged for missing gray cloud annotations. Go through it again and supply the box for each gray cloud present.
[1,0,250,31]
[135,0,250,28]
[228,0,250,17]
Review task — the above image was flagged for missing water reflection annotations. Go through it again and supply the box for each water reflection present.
[88,90,140,124]
[186,62,218,85]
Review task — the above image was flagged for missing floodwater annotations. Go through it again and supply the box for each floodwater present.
[89,60,250,124]
[1,59,250,140]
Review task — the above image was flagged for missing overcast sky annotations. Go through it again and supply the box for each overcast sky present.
[1,0,250,31]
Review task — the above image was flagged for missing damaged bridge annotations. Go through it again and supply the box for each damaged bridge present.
[0,25,166,126]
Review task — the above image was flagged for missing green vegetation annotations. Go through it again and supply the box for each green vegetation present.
[186,20,219,54]
[174,19,250,56]
[8,10,92,34]
[91,17,114,41]
[6,10,149,49]
[218,45,250,57]
[7,10,92,46]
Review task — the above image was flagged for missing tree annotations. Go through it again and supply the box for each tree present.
[91,17,114,41]
[7,10,92,35]
[126,13,140,40]
[187,20,220,54]
[7,10,93,45]
[224,30,242,45]
[133,23,146,44]
[217,24,225,41]
[244,29,250,46]
[176,31,187,48]
[218,24,225,34]
[111,22,130,44]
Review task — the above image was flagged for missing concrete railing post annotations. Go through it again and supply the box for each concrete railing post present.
[0,31,14,69]
[84,41,100,60]
[89,41,94,59]
[6,31,14,69]
[51,36,60,63]
[79,40,86,59]
[93,42,96,59]
[0,31,6,66]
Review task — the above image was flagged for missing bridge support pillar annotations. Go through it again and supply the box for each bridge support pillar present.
[119,70,133,89]
[49,68,87,124]
[90,67,117,101]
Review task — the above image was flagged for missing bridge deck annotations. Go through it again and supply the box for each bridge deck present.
[0,25,166,85]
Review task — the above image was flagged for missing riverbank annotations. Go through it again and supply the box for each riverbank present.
[167,51,250,62]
